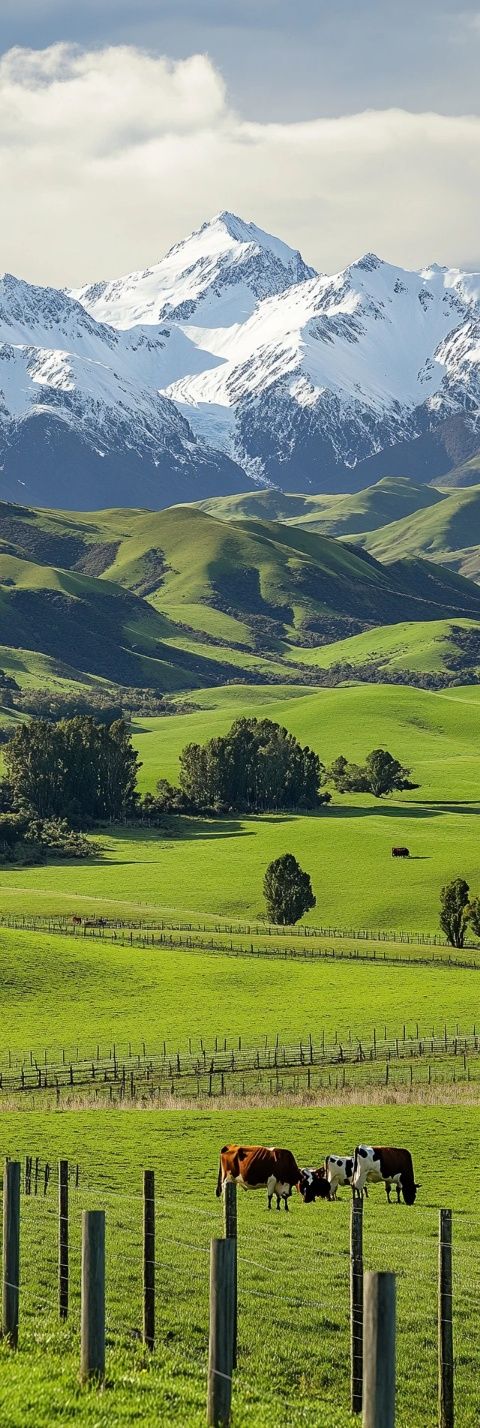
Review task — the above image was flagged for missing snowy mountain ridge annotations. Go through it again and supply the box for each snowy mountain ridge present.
[0,211,479,508]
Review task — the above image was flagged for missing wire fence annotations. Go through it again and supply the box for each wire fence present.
[0,1022,479,1105]
[1,1154,478,1426]
[3,912,479,974]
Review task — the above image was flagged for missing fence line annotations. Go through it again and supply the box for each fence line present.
[1,1156,470,1428]
[0,1025,478,1103]
[1,910,469,950]
[3,912,480,980]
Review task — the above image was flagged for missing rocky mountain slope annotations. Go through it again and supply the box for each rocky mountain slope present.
[1,212,479,507]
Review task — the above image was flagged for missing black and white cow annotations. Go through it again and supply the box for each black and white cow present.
[353,1145,419,1204]
[324,1155,355,1199]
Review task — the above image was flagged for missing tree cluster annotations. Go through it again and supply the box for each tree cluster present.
[7,685,195,724]
[154,717,329,815]
[4,716,140,823]
[328,748,416,798]
[0,812,96,866]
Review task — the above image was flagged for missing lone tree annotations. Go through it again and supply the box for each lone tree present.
[263,853,316,926]
[440,877,470,948]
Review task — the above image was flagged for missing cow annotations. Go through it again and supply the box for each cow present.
[325,1155,355,1199]
[297,1167,333,1204]
[392,846,410,858]
[353,1145,419,1204]
[216,1145,305,1211]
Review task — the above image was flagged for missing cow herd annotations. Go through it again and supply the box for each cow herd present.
[216,1143,419,1211]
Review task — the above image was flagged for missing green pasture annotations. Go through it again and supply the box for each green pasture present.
[286,618,478,673]
[0,1108,478,1427]
[0,927,478,1066]
[1,682,479,932]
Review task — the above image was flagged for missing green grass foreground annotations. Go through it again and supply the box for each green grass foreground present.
[0,1108,477,1428]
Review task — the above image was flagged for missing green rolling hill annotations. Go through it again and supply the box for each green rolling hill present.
[196,476,444,535]
[285,618,480,675]
[358,485,480,580]
[1,496,480,695]
[436,449,480,489]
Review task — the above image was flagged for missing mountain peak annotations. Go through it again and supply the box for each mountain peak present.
[73,212,316,330]
[350,253,384,273]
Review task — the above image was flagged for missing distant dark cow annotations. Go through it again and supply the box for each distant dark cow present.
[392,846,410,858]
[71,915,82,925]
[216,1145,303,1211]
[298,1167,333,1204]
[353,1145,419,1204]
[325,1155,355,1199]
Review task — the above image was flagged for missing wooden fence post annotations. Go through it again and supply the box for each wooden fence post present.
[59,1160,68,1320]
[2,1160,20,1347]
[350,1196,363,1413]
[80,1211,105,1382]
[223,1181,237,1368]
[143,1170,155,1350]
[207,1238,235,1427]
[438,1209,454,1428]
[363,1271,396,1428]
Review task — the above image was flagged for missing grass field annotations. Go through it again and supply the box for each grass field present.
[0,1108,478,1428]
[2,681,478,932]
[0,927,478,1065]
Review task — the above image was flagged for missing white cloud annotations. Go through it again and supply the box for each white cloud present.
[0,43,479,284]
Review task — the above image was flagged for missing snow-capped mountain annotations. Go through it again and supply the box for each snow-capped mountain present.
[1,212,479,508]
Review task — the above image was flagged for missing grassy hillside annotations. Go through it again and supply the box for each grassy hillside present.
[360,485,480,580]
[438,449,480,489]
[197,476,444,534]
[0,547,233,692]
[2,497,480,690]
[287,618,479,674]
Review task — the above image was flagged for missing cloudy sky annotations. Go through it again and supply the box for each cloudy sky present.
[2,0,480,284]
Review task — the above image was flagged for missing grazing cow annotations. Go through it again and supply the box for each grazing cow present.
[325,1155,355,1199]
[353,1145,419,1204]
[392,846,410,858]
[71,915,82,925]
[216,1145,303,1211]
[297,1168,333,1204]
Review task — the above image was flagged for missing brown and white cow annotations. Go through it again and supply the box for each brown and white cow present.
[216,1145,306,1211]
[353,1145,419,1204]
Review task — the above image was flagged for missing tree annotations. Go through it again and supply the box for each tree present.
[467,896,480,940]
[364,749,412,797]
[263,853,316,926]
[440,878,470,948]
[328,755,369,794]
[328,747,415,797]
